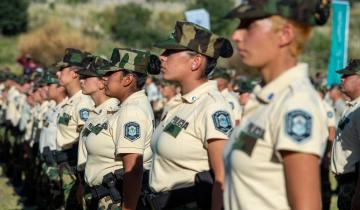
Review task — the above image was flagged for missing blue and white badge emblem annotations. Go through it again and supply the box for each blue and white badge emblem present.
[285,110,312,143]
[327,111,333,118]
[124,122,140,141]
[212,111,232,134]
[79,109,91,121]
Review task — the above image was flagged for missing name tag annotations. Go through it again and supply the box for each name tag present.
[58,113,71,125]
[233,123,265,156]
[164,123,182,138]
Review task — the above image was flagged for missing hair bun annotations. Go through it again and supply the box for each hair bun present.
[147,55,161,75]
[314,0,331,26]
[219,39,234,58]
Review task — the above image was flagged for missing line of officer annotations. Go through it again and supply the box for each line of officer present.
[54,48,95,209]
[223,0,330,210]
[149,21,234,210]
[331,59,360,210]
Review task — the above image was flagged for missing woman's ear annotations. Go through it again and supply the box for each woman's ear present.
[122,74,134,87]
[191,55,204,71]
[278,23,295,48]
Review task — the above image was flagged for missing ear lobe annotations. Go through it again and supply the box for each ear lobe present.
[123,74,133,87]
[191,55,203,71]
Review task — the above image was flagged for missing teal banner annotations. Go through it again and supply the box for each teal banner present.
[327,0,350,86]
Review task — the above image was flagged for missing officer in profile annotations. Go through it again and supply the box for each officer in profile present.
[331,59,360,210]
[210,69,242,125]
[89,48,160,210]
[54,48,95,209]
[149,21,234,210]
[223,0,331,210]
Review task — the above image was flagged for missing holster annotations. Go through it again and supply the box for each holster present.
[90,169,123,204]
[145,170,214,210]
[55,143,78,165]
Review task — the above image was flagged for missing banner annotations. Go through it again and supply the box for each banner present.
[327,0,350,86]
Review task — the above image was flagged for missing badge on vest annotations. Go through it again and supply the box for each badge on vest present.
[58,113,71,125]
[79,109,91,121]
[124,122,140,141]
[285,110,312,143]
[212,111,232,134]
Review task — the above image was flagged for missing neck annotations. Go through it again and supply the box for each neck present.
[55,94,66,104]
[260,54,298,84]
[165,93,176,101]
[66,82,81,97]
[119,89,137,103]
[91,91,110,107]
[180,77,207,95]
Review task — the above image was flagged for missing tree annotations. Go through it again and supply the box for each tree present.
[0,0,30,35]
[110,3,163,48]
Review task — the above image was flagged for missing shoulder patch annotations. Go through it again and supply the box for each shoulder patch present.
[327,111,333,118]
[212,111,232,134]
[285,110,312,143]
[124,122,140,141]
[79,109,91,121]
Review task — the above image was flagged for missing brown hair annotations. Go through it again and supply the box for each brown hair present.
[270,16,313,57]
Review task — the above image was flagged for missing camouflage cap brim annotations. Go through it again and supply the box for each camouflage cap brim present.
[96,66,121,77]
[54,61,70,70]
[154,37,188,50]
[77,68,100,77]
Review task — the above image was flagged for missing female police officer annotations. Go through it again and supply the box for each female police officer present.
[79,49,160,210]
[223,1,331,210]
[149,21,234,210]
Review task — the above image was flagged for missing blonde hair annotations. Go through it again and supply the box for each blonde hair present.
[270,16,313,58]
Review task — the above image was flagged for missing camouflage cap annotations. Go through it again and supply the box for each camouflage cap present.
[154,21,233,58]
[54,48,94,70]
[234,79,255,93]
[78,56,112,78]
[97,48,161,76]
[210,68,231,81]
[336,59,360,76]
[225,0,330,26]
[38,73,59,85]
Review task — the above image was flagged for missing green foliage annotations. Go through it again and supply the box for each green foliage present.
[188,0,236,36]
[110,3,164,48]
[0,36,18,65]
[0,0,30,35]
[64,0,89,4]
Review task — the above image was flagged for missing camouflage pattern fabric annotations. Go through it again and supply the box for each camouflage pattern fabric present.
[38,73,60,85]
[77,56,112,78]
[58,162,81,210]
[225,0,331,26]
[96,48,161,75]
[154,21,233,59]
[98,196,121,210]
[54,48,94,70]
[338,180,356,210]
[336,59,360,75]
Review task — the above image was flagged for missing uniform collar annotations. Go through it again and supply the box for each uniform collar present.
[67,90,83,105]
[57,97,68,108]
[121,90,146,106]
[93,98,119,115]
[253,63,309,104]
[347,96,360,107]
[221,88,230,94]
[181,80,218,104]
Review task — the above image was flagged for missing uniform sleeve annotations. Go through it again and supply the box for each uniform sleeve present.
[77,133,88,170]
[324,102,336,128]
[201,102,235,147]
[114,107,150,155]
[274,94,327,158]
[74,96,94,126]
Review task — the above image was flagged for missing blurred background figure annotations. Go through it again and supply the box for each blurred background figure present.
[16,54,38,79]
[328,84,347,125]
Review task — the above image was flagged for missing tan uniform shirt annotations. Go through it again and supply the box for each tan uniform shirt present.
[150,81,234,192]
[224,63,328,210]
[323,100,336,128]
[39,98,68,153]
[5,86,21,126]
[83,91,154,186]
[77,98,119,171]
[221,88,242,123]
[56,90,94,151]
[331,97,360,175]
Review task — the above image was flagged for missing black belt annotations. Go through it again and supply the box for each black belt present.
[55,143,78,164]
[335,172,358,184]
[146,186,197,210]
